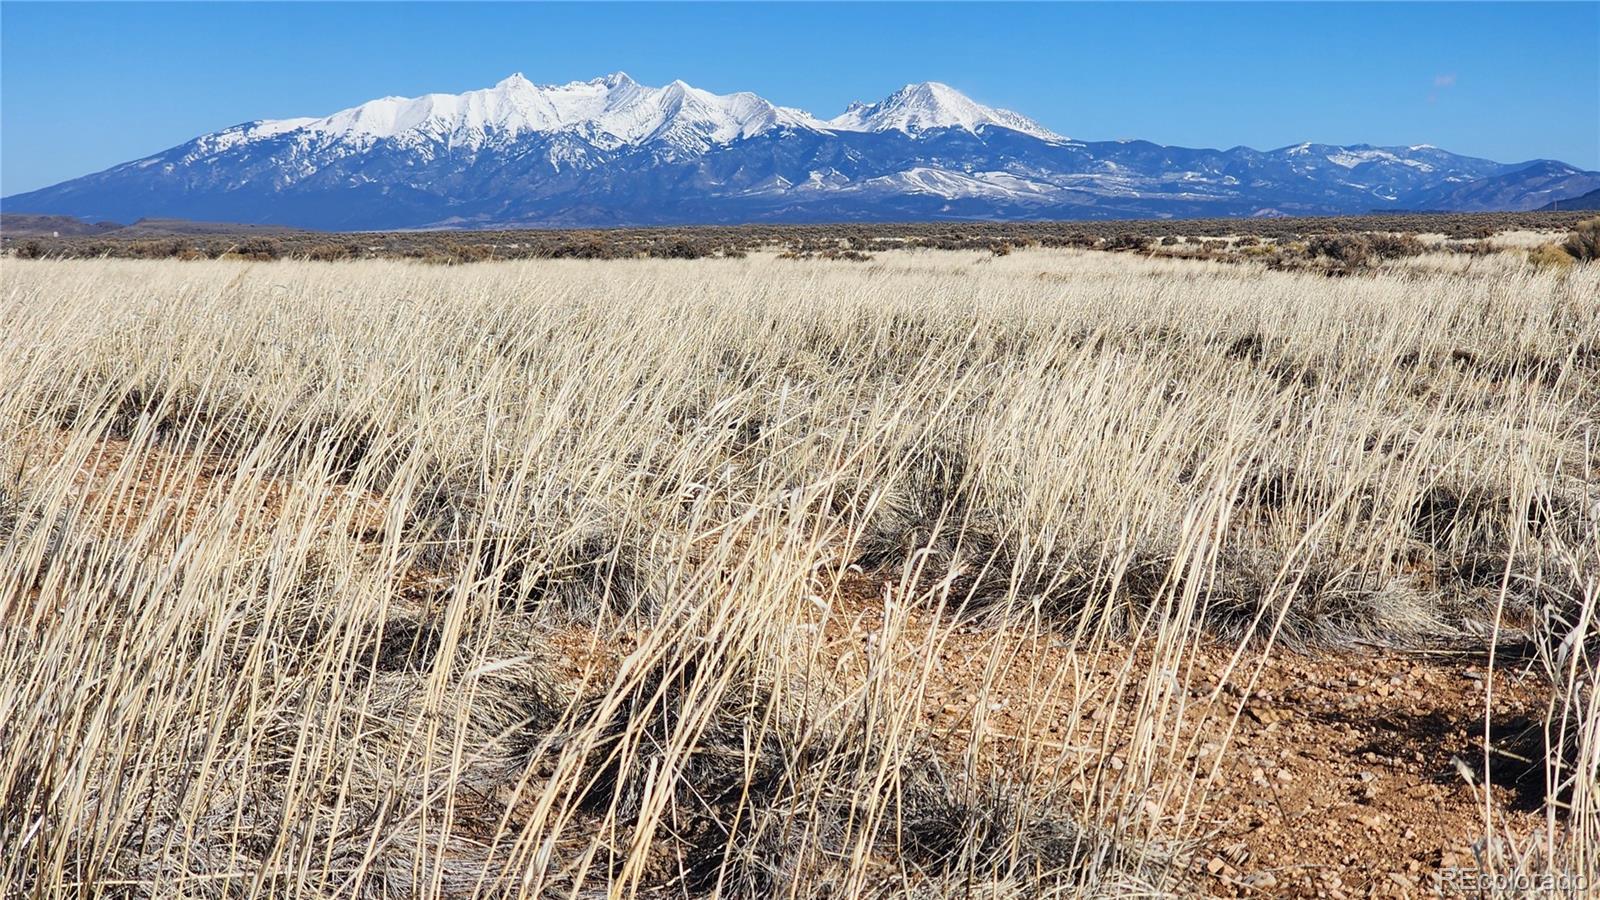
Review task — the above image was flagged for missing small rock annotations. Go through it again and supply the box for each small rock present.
[1242,871,1278,890]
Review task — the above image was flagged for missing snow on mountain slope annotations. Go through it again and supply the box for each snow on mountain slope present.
[231,72,831,154]
[850,167,1061,201]
[827,82,1066,141]
[216,75,1058,153]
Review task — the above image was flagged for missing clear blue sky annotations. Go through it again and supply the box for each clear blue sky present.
[3,2,1597,195]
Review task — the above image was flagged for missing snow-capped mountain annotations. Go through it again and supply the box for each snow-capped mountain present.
[6,73,1596,229]
[824,81,1065,142]
[238,72,830,155]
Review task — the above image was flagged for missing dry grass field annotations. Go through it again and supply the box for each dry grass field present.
[2,241,1597,897]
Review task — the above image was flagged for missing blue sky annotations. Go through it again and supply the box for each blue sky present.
[3,2,1597,195]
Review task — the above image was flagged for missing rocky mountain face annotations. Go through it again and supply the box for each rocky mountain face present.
[6,73,1596,229]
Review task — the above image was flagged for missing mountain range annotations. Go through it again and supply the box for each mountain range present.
[6,73,1597,230]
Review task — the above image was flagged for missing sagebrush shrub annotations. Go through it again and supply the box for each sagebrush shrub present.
[1561,217,1600,262]
[1307,233,1372,265]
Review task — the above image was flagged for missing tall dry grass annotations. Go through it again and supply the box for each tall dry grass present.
[1,248,1596,897]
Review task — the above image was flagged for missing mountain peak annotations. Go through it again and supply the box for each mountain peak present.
[897,81,963,100]
[236,72,827,152]
[215,74,1064,151]
[828,81,1065,141]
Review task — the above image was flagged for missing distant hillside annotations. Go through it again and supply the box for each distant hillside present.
[107,218,305,237]
[1539,187,1600,211]
[0,213,123,237]
[1405,160,1600,213]
[0,214,306,239]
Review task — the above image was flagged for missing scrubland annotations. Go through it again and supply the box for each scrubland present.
[5,211,1592,265]
[1,244,1596,897]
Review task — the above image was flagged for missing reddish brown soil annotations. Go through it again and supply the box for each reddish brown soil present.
[814,572,1557,898]
[15,431,388,539]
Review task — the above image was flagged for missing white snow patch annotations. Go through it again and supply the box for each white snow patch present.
[1325,149,1400,169]
[855,166,1059,200]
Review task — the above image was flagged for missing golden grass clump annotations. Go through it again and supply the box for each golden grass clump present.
[1530,241,1579,269]
[1,247,1596,897]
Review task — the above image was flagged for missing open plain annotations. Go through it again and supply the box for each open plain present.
[2,236,1597,897]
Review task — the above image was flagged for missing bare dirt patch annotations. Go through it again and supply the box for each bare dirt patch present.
[808,570,1556,898]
